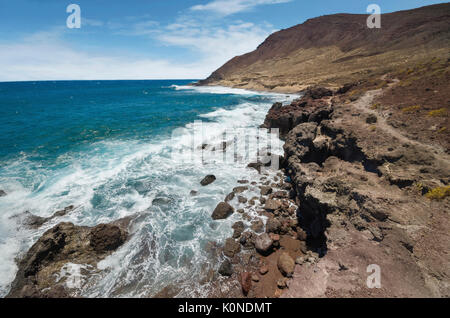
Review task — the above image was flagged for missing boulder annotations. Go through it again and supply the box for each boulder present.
[232,221,245,239]
[240,231,256,249]
[255,233,273,255]
[218,259,233,276]
[260,186,273,196]
[0,190,6,197]
[266,217,282,234]
[225,192,235,202]
[200,175,216,186]
[223,238,241,258]
[265,199,282,211]
[251,219,264,233]
[211,202,234,220]
[278,252,295,277]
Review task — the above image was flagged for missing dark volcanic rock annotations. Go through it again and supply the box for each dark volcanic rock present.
[232,221,245,238]
[90,224,127,253]
[218,259,233,276]
[225,192,235,202]
[7,218,130,298]
[304,86,333,99]
[200,175,216,186]
[22,205,76,229]
[212,202,234,220]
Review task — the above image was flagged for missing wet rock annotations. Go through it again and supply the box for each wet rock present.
[278,252,295,277]
[22,206,76,229]
[200,175,216,186]
[237,209,245,214]
[232,221,245,239]
[247,162,263,173]
[6,217,130,298]
[212,202,234,220]
[240,231,256,249]
[225,192,235,202]
[251,218,264,233]
[238,180,249,184]
[255,233,273,255]
[0,190,6,197]
[223,238,241,258]
[218,259,233,276]
[260,186,273,196]
[265,199,282,211]
[190,190,198,196]
[239,272,252,296]
[266,217,282,234]
[238,196,248,204]
[233,186,248,194]
[90,224,127,253]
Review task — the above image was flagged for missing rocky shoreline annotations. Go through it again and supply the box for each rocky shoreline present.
[4,76,449,298]
[207,78,449,298]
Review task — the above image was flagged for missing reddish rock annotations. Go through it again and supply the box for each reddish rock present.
[239,272,252,296]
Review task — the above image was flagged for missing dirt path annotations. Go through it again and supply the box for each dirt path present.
[351,80,450,165]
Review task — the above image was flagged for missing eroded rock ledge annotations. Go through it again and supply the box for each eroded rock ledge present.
[270,82,449,297]
[6,218,130,298]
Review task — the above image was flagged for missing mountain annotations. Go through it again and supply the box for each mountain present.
[198,3,450,93]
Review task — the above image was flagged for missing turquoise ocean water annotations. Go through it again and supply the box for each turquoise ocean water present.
[0,80,295,297]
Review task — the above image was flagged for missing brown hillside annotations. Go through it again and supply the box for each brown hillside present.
[198,3,450,93]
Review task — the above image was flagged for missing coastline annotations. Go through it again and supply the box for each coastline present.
[204,75,450,297]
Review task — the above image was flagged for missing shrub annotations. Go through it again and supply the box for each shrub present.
[425,186,450,200]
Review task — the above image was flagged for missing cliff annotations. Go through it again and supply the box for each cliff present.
[198,3,450,93]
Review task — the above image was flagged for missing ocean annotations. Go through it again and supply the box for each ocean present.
[0,80,295,297]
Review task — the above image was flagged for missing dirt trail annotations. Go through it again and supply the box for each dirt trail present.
[351,80,450,164]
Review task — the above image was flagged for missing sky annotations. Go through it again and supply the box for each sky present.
[0,0,446,81]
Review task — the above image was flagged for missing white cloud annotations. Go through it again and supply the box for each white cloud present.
[0,34,210,81]
[0,2,279,81]
[191,0,292,16]
[157,20,274,68]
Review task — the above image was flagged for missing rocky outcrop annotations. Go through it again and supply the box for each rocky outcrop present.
[0,189,6,197]
[20,206,76,229]
[276,81,450,297]
[261,87,333,138]
[6,218,130,298]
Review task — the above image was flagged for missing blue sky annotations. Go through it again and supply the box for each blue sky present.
[0,0,446,81]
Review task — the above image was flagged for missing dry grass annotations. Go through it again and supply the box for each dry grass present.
[425,186,450,200]
[428,108,447,117]
[401,105,421,113]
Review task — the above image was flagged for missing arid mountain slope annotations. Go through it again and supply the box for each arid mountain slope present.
[198,3,450,93]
